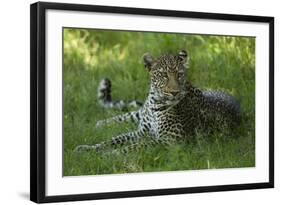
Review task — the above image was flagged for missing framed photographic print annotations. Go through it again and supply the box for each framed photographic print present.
[30,1,274,203]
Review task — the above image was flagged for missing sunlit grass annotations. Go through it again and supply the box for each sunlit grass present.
[63,28,255,176]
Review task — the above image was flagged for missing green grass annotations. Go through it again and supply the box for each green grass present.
[63,28,255,176]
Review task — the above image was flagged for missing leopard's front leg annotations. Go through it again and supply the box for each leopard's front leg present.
[74,129,145,153]
[119,135,178,154]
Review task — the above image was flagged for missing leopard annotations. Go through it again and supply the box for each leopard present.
[75,50,241,153]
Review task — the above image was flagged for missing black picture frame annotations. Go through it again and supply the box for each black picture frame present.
[30,1,274,203]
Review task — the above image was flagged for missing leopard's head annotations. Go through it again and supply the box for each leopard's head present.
[143,50,189,104]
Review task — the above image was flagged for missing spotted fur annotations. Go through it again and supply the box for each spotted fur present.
[75,50,241,153]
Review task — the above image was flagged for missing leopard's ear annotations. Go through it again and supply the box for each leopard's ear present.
[178,50,188,63]
[143,53,154,71]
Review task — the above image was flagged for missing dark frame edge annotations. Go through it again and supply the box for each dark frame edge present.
[40,182,273,203]
[268,17,274,188]
[36,1,274,22]
[30,2,47,203]
[30,2,39,203]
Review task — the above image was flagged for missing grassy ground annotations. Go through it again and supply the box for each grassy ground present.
[63,28,255,176]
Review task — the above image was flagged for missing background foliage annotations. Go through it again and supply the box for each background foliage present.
[63,28,255,176]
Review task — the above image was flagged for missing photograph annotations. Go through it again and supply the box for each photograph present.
[63,28,256,176]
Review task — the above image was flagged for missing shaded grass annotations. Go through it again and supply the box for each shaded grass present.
[63,28,255,176]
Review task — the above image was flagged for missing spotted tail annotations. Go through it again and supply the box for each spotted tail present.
[97,78,143,110]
